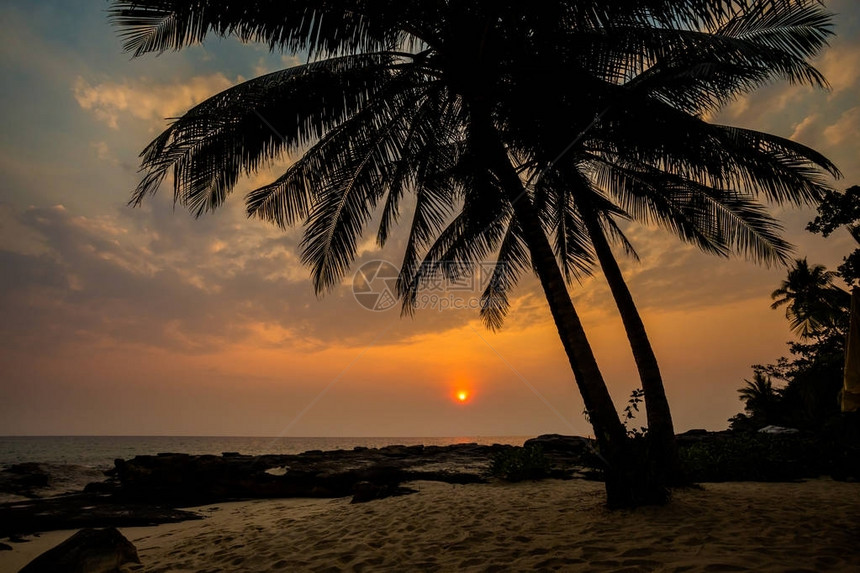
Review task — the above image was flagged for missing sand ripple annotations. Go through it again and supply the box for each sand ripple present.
[4,479,859,572]
[130,479,860,572]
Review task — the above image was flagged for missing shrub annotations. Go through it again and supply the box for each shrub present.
[491,445,550,482]
[679,433,821,482]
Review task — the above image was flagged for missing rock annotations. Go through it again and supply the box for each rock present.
[0,463,50,498]
[107,444,495,506]
[675,429,734,445]
[523,434,592,455]
[0,495,201,537]
[350,481,417,504]
[19,527,140,573]
[351,481,383,503]
[683,429,709,436]
[83,481,116,495]
[0,542,11,551]
[758,425,800,435]
[378,445,423,456]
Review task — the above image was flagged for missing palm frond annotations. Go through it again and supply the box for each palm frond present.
[589,157,794,264]
[298,85,438,293]
[480,218,530,331]
[133,53,399,215]
[108,0,409,58]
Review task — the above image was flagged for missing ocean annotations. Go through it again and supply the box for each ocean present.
[0,435,528,469]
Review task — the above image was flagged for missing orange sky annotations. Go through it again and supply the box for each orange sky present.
[0,1,857,437]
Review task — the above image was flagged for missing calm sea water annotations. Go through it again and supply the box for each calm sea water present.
[0,436,528,469]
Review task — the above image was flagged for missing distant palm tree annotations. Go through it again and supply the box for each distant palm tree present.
[738,372,780,422]
[771,258,850,338]
[109,0,838,506]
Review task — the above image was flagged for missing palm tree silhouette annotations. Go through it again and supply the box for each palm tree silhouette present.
[495,0,839,484]
[738,372,780,423]
[771,258,850,339]
[109,0,837,506]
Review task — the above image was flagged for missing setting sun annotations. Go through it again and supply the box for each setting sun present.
[456,390,469,403]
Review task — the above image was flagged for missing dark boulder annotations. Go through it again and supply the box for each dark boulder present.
[0,495,201,538]
[523,434,591,454]
[351,481,417,503]
[0,463,50,498]
[19,527,140,573]
[675,429,734,446]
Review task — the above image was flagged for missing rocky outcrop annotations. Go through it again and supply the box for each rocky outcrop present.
[523,434,593,455]
[2,437,598,536]
[0,494,201,537]
[96,438,599,507]
[19,527,139,573]
[0,463,49,498]
[103,443,513,506]
[0,463,109,500]
[350,481,416,504]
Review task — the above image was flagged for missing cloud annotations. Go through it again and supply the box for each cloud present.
[0,198,526,359]
[723,84,813,127]
[790,113,822,145]
[817,38,860,96]
[823,106,860,147]
[73,73,238,129]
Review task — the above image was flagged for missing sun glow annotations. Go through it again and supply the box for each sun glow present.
[456,390,469,403]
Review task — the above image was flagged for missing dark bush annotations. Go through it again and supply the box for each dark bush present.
[679,432,825,482]
[490,445,550,482]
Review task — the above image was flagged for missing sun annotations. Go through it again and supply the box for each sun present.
[456,390,469,403]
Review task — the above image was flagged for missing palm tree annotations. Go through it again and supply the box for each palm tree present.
[108,0,838,505]
[771,258,851,338]
[110,0,658,507]
[738,372,781,424]
[473,0,837,483]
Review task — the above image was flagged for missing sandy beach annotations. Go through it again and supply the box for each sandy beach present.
[2,478,858,572]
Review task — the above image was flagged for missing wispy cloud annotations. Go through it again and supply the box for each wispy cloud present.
[73,74,239,129]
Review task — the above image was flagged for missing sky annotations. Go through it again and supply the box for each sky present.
[0,1,857,437]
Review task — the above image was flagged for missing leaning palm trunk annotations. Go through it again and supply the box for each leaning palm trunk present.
[473,109,666,507]
[581,208,682,484]
[508,178,665,507]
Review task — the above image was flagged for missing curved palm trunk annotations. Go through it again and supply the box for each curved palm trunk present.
[509,190,639,507]
[581,208,682,484]
[470,108,665,507]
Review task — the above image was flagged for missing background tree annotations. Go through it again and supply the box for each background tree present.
[731,186,859,431]
[770,258,850,339]
[807,185,860,286]
[735,372,782,427]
